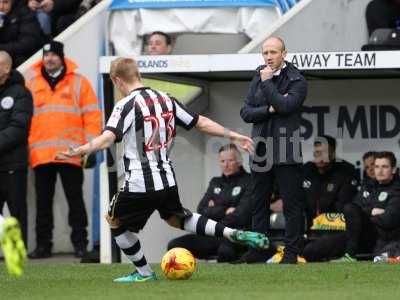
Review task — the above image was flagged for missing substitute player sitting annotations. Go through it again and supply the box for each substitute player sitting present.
[57,57,269,283]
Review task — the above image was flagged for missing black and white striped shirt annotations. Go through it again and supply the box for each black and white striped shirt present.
[105,87,199,193]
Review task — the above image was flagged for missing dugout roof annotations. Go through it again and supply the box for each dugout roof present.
[100,51,400,81]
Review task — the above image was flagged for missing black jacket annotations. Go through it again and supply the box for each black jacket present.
[197,168,252,229]
[0,70,33,171]
[354,178,400,241]
[240,62,307,166]
[359,175,376,193]
[302,160,358,227]
[51,0,83,35]
[0,1,44,67]
[53,0,83,14]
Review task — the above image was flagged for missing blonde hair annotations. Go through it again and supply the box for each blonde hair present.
[110,57,141,84]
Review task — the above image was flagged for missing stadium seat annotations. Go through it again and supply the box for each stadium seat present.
[362,28,400,51]
[276,0,301,14]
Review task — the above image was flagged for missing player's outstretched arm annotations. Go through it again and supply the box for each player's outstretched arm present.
[56,130,116,160]
[195,115,254,154]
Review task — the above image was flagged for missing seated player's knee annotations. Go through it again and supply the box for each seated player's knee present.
[105,214,121,229]
[301,243,316,261]
[166,216,182,229]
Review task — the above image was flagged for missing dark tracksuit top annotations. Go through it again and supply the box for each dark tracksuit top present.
[353,178,400,242]
[197,167,252,230]
[302,160,359,228]
[0,70,33,170]
[0,69,33,243]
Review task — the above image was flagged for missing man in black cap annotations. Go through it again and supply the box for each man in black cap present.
[25,40,101,259]
[39,40,66,88]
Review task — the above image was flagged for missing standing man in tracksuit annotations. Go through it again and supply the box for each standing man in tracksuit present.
[240,36,307,263]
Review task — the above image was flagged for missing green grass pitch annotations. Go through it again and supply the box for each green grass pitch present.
[1,262,400,300]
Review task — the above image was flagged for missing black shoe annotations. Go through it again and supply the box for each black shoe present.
[28,246,52,259]
[237,249,272,264]
[74,246,87,258]
[80,249,100,263]
[280,252,298,264]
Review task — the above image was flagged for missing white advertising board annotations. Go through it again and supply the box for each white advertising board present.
[100,51,400,73]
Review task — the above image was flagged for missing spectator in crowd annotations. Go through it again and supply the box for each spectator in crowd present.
[27,0,82,37]
[0,50,33,244]
[27,0,51,37]
[24,41,101,258]
[167,144,252,262]
[144,31,173,55]
[366,0,400,36]
[334,151,400,262]
[76,0,101,18]
[240,36,307,263]
[302,135,358,228]
[0,0,44,67]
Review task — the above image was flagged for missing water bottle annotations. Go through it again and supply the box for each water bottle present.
[373,252,389,263]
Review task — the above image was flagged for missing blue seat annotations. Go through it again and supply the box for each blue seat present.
[276,0,300,14]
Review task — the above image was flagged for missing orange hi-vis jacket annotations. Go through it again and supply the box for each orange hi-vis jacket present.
[25,58,102,168]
